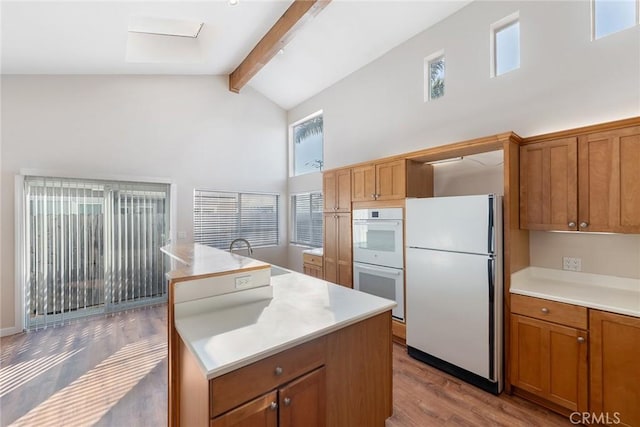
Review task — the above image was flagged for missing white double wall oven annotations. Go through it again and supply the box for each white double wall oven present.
[352,207,405,321]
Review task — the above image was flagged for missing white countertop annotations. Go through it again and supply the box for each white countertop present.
[175,268,396,380]
[302,247,323,256]
[511,267,640,318]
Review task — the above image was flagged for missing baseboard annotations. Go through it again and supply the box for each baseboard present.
[0,326,21,337]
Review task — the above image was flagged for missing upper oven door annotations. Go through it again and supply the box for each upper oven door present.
[352,216,404,268]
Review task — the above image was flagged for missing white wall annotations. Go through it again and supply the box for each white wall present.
[1,75,287,332]
[288,0,640,167]
[287,0,640,278]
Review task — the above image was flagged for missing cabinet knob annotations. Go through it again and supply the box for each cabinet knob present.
[274,366,283,376]
[371,193,376,199]
[577,336,585,344]
[270,401,278,410]
[580,221,589,229]
[283,397,292,406]
[568,221,576,228]
[540,307,549,314]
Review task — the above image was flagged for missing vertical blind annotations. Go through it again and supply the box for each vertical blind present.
[23,177,170,329]
[193,190,279,250]
[291,192,323,247]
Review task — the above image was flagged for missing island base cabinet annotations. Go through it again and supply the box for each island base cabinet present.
[590,310,640,427]
[176,311,392,427]
[211,368,326,427]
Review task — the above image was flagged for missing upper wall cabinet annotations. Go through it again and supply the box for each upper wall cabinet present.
[578,126,640,233]
[520,137,578,231]
[520,125,640,233]
[323,168,351,212]
[352,159,433,202]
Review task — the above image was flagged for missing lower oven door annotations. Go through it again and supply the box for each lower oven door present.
[353,262,404,321]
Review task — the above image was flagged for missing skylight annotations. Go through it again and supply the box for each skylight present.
[128,16,204,38]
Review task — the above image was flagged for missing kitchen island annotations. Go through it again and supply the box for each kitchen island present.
[162,243,395,427]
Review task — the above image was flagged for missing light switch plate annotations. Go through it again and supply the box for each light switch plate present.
[562,256,582,272]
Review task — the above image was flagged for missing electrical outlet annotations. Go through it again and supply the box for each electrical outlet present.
[562,257,582,272]
[177,231,187,240]
[235,276,252,289]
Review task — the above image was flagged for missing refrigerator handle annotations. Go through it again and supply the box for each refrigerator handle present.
[488,195,495,255]
[487,257,495,380]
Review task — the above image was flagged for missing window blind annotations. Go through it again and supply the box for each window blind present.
[291,192,323,247]
[23,176,170,329]
[193,190,279,250]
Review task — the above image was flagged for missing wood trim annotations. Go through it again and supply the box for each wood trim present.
[522,116,640,144]
[323,132,523,172]
[228,0,331,93]
[512,387,574,417]
[351,199,405,210]
[392,319,406,342]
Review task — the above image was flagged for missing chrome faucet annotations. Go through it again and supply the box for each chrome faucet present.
[229,238,253,256]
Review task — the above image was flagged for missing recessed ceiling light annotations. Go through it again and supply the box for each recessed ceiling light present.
[278,48,285,55]
[129,16,204,38]
[229,0,239,6]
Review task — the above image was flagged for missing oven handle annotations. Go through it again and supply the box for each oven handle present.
[355,263,402,276]
[352,220,401,226]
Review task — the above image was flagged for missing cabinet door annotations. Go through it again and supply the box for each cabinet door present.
[336,213,352,288]
[323,214,338,284]
[590,310,640,427]
[211,391,277,427]
[510,314,588,412]
[578,126,640,233]
[303,264,323,279]
[323,171,337,212]
[279,368,326,427]
[376,159,406,200]
[351,164,376,202]
[335,168,352,212]
[520,138,578,230]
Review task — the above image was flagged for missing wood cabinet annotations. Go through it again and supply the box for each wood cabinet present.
[323,168,351,212]
[520,125,640,233]
[302,253,323,279]
[510,295,588,413]
[351,159,433,202]
[177,311,392,427]
[590,310,640,427]
[323,213,352,287]
[578,126,640,233]
[211,368,326,427]
[520,137,577,231]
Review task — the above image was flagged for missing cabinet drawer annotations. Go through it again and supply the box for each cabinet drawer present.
[303,253,323,267]
[511,294,587,329]
[209,336,327,417]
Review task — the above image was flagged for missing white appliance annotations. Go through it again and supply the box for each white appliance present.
[405,195,503,394]
[353,208,404,321]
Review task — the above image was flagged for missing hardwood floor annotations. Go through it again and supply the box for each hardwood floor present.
[0,305,571,426]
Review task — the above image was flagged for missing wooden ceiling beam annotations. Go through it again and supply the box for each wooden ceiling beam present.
[229,0,331,93]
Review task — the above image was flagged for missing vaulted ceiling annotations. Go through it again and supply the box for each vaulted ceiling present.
[1,1,471,110]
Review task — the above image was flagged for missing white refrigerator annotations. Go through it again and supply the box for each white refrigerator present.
[405,194,503,394]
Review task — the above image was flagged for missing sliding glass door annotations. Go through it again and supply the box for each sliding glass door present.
[24,177,170,329]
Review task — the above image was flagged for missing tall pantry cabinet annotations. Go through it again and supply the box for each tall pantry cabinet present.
[322,168,352,287]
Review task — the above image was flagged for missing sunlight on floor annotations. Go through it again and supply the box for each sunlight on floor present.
[0,347,85,397]
[8,338,166,427]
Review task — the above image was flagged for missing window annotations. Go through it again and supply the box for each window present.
[292,112,323,176]
[491,12,520,77]
[193,190,279,250]
[424,51,445,102]
[593,0,638,39]
[291,192,323,247]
